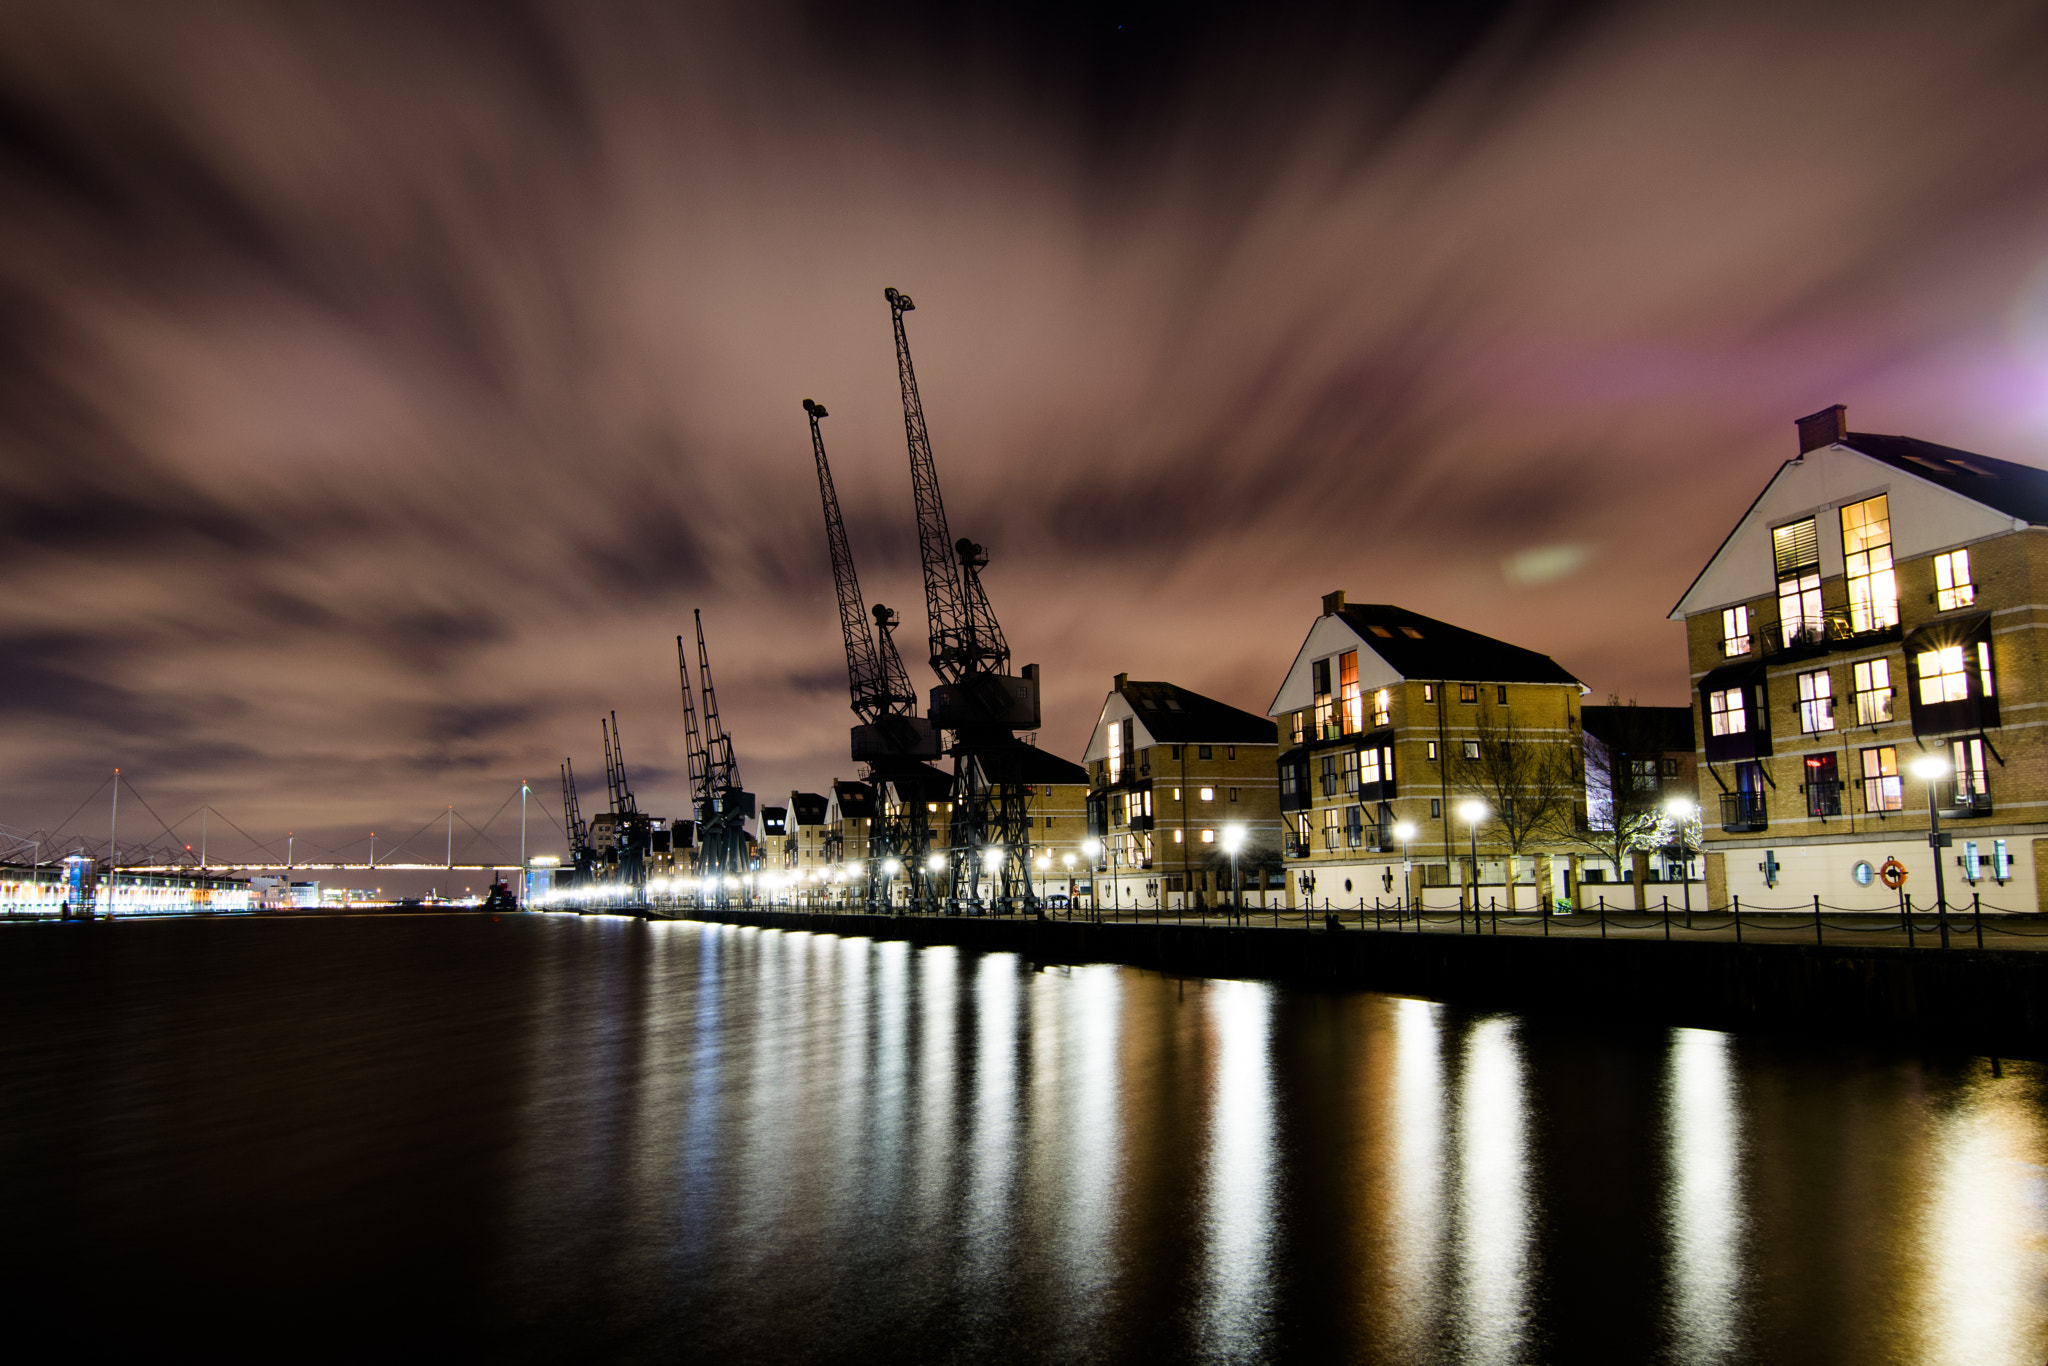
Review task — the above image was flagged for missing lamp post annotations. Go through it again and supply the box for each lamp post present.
[982,845,1006,916]
[1457,800,1487,931]
[882,857,901,914]
[1664,796,1696,921]
[1082,837,1104,916]
[1394,821,1417,919]
[1910,753,1952,949]
[1221,824,1246,923]
[1035,854,1051,908]
[926,850,948,916]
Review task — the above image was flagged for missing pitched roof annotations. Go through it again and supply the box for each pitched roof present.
[1841,431,2048,524]
[1008,745,1089,785]
[1330,603,1582,686]
[1117,681,1281,745]
[1581,705,1694,753]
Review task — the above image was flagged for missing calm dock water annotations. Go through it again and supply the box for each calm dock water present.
[1,914,2042,1362]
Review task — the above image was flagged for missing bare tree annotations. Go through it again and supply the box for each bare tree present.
[1446,703,1581,911]
[1553,697,1675,910]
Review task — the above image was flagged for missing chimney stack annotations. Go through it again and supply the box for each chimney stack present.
[1113,672,1128,692]
[1321,589,1347,616]
[1795,404,1847,455]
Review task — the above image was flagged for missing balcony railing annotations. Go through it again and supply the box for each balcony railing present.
[1939,782,1993,819]
[1285,838,1311,859]
[1750,609,1900,660]
[1804,779,1843,818]
[1720,791,1767,832]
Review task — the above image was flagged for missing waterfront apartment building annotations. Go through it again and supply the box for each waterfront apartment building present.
[780,791,831,873]
[1082,675,1284,909]
[1671,404,2048,911]
[1268,593,1586,910]
[1579,703,1700,902]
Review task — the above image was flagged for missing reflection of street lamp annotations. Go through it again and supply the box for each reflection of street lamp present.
[1221,824,1246,917]
[1394,821,1417,918]
[1910,753,1952,949]
[881,857,901,913]
[1664,796,1696,921]
[1457,800,1486,929]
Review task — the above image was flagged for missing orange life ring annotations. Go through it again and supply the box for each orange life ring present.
[1879,857,1908,890]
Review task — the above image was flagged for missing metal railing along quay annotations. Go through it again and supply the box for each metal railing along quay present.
[755,892,2048,951]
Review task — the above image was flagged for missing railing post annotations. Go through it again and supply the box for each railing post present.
[1815,893,1824,946]
[1663,895,1670,941]
[1599,894,1606,939]
[1974,891,1984,950]
[1490,895,1497,935]
[1733,894,1741,943]
[1905,892,1914,948]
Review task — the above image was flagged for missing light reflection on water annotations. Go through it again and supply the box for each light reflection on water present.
[5,915,2048,1364]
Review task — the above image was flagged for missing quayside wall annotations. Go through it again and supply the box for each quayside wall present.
[670,909,2047,1059]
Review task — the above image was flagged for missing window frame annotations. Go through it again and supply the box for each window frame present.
[1797,669,1835,733]
[1934,548,1975,611]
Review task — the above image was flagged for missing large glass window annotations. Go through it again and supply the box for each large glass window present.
[1861,746,1902,812]
[1916,645,1970,705]
[1372,687,1391,728]
[1340,750,1360,794]
[1952,737,1989,796]
[1797,669,1834,732]
[1722,605,1751,656]
[1359,746,1387,787]
[1322,808,1341,850]
[1312,659,1334,739]
[1853,659,1892,725]
[1804,753,1841,817]
[1708,687,1747,736]
[1774,517,1822,645]
[1107,719,1124,781]
[1840,495,1897,632]
[1935,548,1974,610]
[1340,650,1361,735]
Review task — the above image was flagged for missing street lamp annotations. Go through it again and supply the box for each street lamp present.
[1457,800,1487,931]
[1394,821,1417,920]
[1910,753,1952,948]
[1221,824,1246,922]
[1082,836,1108,916]
[1664,796,1697,922]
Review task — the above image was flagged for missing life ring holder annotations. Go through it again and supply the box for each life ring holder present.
[1879,857,1908,890]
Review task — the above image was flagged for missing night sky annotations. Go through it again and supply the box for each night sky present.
[6,1,2048,864]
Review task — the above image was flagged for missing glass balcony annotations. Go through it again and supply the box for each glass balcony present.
[1720,791,1767,833]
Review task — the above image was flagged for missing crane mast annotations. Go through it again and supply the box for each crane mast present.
[561,758,592,885]
[807,399,888,723]
[692,609,755,900]
[882,286,1041,915]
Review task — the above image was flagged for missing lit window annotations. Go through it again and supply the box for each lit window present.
[1797,670,1834,732]
[1708,687,1747,736]
[1423,684,1436,703]
[1722,605,1752,656]
[1322,809,1339,850]
[1426,741,1438,761]
[1174,828,1183,844]
[1979,641,1996,697]
[1852,659,1892,725]
[1861,746,1902,812]
[1312,659,1335,738]
[1340,650,1362,734]
[1372,688,1390,727]
[1917,646,1969,705]
[1107,720,1123,781]
[1953,737,1988,795]
[1459,683,1478,704]
[1995,838,2011,880]
[1840,496,1897,633]
[1291,712,1305,746]
[1462,740,1480,760]
[1934,549,1974,610]
[1359,747,1385,787]
[1774,517,1822,645]
[1172,787,1181,801]
[1201,829,1215,844]
[1199,787,1215,802]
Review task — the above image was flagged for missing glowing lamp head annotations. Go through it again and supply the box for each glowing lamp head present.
[926,853,947,872]
[1910,754,1950,781]
[881,858,901,876]
[1664,796,1697,818]
[982,846,1006,870]
[1220,824,1246,854]
[1082,837,1103,858]
[1393,821,1417,843]
[1458,800,1487,825]
[1062,854,1075,868]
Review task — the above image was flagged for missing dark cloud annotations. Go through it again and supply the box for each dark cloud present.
[2,0,2047,855]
